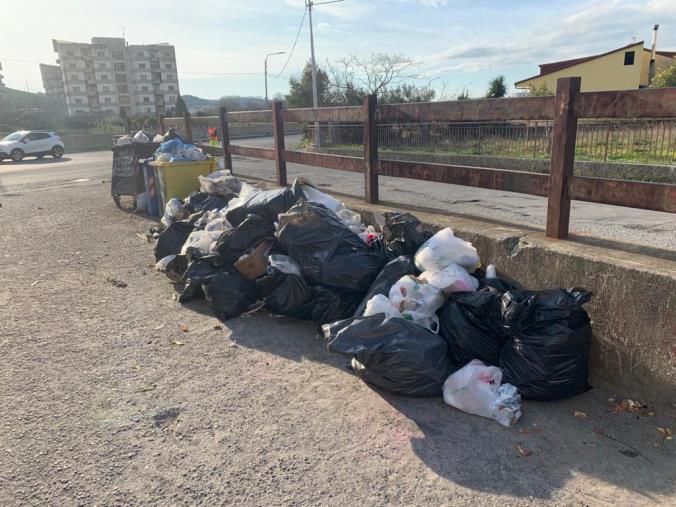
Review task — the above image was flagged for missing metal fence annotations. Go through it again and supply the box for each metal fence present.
[309,118,676,164]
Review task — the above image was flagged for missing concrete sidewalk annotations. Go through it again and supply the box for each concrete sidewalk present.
[0,177,674,506]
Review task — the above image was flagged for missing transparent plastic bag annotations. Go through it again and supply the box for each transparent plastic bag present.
[268,254,302,276]
[336,208,363,235]
[389,275,445,332]
[443,359,521,427]
[136,192,148,212]
[414,228,480,273]
[133,130,149,143]
[198,170,241,196]
[419,263,479,294]
[363,294,401,319]
[299,183,343,212]
[155,254,176,272]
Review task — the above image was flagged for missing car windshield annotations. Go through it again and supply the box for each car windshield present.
[2,132,24,142]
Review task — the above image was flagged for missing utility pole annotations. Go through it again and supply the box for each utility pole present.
[265,51,286,108]
[306,0,344,147]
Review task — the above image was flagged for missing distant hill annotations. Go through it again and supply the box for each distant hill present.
[182,94,218,112]
[0,86,53,112]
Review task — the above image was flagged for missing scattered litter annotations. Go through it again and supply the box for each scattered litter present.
[213,324,223,330]
[106,277,127,288]
[30,280,40,287]
[179,325,188,332]
[136,384,156,393]
[171,340,185,346]
[574,410,587,418]
[608,399,647,414]
[620,449,639,458]
[136,232,151,242]
[153,407,180,426]
[516,445,533,457]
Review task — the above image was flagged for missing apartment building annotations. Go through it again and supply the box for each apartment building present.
[39,63,67,112]
[43,37,180,116]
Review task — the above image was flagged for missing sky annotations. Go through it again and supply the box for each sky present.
[1,0,675,101]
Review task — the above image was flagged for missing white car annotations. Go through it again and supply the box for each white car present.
[0,130,65,162]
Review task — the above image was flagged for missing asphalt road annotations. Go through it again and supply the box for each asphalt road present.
[1,135,673,252]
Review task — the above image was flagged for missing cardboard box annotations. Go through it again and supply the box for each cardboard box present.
[234,240,271,280]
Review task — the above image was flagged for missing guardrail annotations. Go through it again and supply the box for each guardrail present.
[163,77,676,239]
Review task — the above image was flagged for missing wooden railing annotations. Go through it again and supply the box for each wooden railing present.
[162,77,676,239]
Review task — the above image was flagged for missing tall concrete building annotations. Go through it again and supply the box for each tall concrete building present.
[40,63,66,112]
[42,37,180,116]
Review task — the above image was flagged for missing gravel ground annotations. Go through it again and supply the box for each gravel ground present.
[0,179,674,506]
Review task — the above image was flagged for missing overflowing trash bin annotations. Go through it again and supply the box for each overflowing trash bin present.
[136,151,596,427]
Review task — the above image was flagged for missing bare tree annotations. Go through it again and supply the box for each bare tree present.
[334,53,418,96]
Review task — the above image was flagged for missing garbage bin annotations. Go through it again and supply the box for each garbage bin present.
[111,142,160,208]
[141,159,161,217]
[151,159,216,209]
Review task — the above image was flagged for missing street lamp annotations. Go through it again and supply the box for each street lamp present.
[265,51,286,107]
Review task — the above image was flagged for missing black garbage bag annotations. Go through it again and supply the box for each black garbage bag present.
[368,237,397,264]
[225,180,305,227]
[353,256,418,317]
[165,254,188,282]
[499,288,593,401]
[154,221,194,261]
[178,257,222,302]
[183,192,230,214]
[439,289,507,367]
[323,314,456,397]
[203,270,257,321]
[255,259,315,319]
[311,286,364,326]
[382,212,431,257]
[277,201,384,292]
[215,214,275,263]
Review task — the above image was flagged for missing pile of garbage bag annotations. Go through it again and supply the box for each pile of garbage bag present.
[147,171,595,427]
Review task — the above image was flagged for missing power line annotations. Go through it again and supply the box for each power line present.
[273,5,307,78]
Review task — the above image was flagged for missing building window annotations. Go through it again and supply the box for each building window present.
[82,50,90,58]
[120,95,130,105]
[138,52,144,57]
[168,85,175,91]
[97,51,104,57]
[116,73,127,82]
[101,74,108,80]
[117,84,128,93]
[143,96,150,103]
[165,63,172,69]
[139,63,146,69]
[99,63,106,69]
[167,74,174,80]
[145,107,151,112]
[114,62,125,71]
[103,86,110,92]
[104,97,112,104]
[74,98,83,104]
[151,62,159,69]
[163,52,171,58]
[112,51,123,60]
[68,62,76,69]
[67,50,75,56]
[142,85,148,91]
[73,86,81,92]
[624,51,635,65]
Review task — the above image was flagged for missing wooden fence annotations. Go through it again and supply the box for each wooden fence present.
[162,77,676,239]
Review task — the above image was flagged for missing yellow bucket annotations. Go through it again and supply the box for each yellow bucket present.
[150,159,216,208]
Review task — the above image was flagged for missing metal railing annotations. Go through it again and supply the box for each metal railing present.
[162,78,676,240]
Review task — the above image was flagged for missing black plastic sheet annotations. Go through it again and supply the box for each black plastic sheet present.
[256,269,315,320]
[203,270,257,321]
[215,214,275,264]
[154,221,194,261]
[353,256,418,317]
[225,181,304,227]
[311,286,364,326]
[382,212,430,257]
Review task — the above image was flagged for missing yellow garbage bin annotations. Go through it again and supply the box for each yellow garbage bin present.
[150,159,216,209]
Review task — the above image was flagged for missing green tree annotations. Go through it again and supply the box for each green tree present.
[175,95,188,115]
[486,75,507,98]
[650,63,676,88]
[380,83,435,104]
[286,62,331,108]
[528,82,553,96]
[456,88,471,100]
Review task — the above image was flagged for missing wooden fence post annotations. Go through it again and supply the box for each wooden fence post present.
[218,106,233,171]
[363,94,379,204]
[546,77,580,239]
[158,114,165,135]
[272,101,287,186]
[183,111,193,143]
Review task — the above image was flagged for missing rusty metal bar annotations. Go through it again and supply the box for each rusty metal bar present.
[272,101,287,186]
[576,88,676,119]
[570,176,676,213]
[546,77,580,239]
[281,150,364,173]
[280,106,365,123]
[377,96,556,122]
[218,107,232,171]
[227,110,273,122]
[183,111,193,143]
[364,94,379,204]
[188,115,220,126]
[229,145,276,160]
[377,159,550,196]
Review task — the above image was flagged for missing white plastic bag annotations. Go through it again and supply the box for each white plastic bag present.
[300,183,343,212]
[419,263,479,294]
[198,170,241,196]
[389,275,445,332]
[155,255,176,272]
[133,130,149,143]
[182,146,206,161]
[414,227,480,273]
[161,197,184,227]
[336,208,363,235]
[443,360,521,427]
[116,135,132,145]
[153,134,164,143]
[363,294,401,319]
[226,183,262,210]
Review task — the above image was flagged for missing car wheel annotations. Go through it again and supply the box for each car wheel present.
[10,149,24,162]
[52,146,64,158]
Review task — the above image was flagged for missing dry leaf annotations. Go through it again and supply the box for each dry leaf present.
[213,324,223,330]
[132,364,142,371]
[516,445,532,457]
[136,233,149,242]
[608,399,646,414]
[137,384,156,392]
[574,410,587,418]
[656,427,672,437]
[179,325,188,333]
[171,340,184,346]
